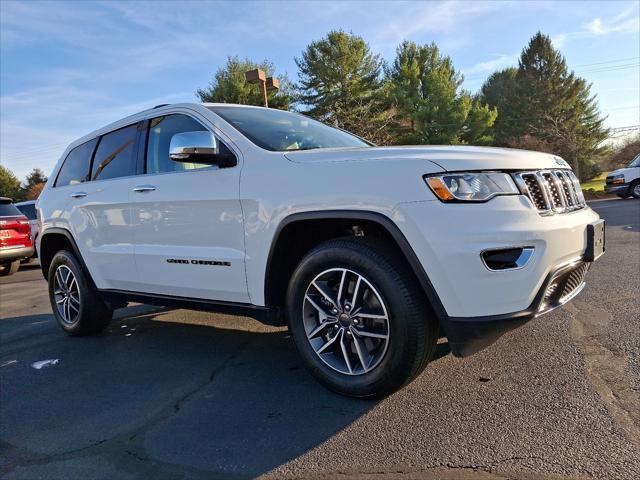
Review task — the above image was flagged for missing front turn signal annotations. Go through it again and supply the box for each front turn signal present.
[425,177,454,201]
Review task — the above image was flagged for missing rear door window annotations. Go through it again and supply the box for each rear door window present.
[16,204,36,220]
[92,125,137,181]
[55,138,97,187]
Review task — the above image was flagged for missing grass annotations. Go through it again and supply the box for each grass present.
[581,172,609,193]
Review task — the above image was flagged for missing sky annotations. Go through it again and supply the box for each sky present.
[1,0,639,180]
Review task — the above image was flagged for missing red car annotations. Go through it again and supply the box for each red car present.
[0,197,34,276]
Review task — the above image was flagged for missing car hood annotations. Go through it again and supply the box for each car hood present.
[284,145,571,171]
[607,167,634,177]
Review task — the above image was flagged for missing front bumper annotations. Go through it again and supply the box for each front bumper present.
[439,259,590,356]
[604,182,629,193]
[393,195,602,356]
[0,245,34,262]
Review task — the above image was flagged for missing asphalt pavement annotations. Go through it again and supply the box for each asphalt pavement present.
[1,198,639,480]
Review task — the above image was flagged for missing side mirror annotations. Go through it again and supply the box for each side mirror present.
[169,131,236,168]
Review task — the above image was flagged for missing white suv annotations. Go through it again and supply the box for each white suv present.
[37,103,604,397]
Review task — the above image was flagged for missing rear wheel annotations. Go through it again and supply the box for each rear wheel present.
[48,250,112,335]
[0,260,20,276]
[287,238,437,398]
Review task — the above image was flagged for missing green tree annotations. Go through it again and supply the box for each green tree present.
[0,165,24,201]
[296,30,392,143]
[481,32,608,180]
[478,67,518,142]
[196,56,294,110]
[387,41,496,145]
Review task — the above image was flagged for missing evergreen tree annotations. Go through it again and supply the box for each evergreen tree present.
[0,165,24,201]
[196,56,294,110]
[478,67,518,142]
[296,31,392,143]
[481,32,608,179]
[387,41,496,145]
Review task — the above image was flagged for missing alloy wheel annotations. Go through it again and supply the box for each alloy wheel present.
[302,268,390,375]
[53,265,80,325]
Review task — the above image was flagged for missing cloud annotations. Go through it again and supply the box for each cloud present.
[547,3,638,51]
[551,33,568,49]
[463,54,518,76]
[368,1,502,53]
[584,4,639,36]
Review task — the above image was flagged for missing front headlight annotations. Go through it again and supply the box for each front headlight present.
[425,172,519,202]
[610,174,625,184]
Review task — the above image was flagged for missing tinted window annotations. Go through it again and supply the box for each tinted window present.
[0,203,22,216]
[55,139,97,187]
[16,203,36,220]
[208,106,370,151]
[92,125,137,181]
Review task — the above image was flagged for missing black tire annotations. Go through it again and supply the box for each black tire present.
[0,260,20,276]
[616,193,631,199]
[48,250,112,335]
[630,180,640,199]
[286,238,438,398]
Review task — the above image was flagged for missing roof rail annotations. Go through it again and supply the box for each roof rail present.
[153,103,170,109]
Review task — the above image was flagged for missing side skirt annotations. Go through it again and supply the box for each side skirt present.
[98,289,279,325]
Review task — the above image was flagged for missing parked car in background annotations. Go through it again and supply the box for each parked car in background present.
[605,153,640,198]
[15,200,39,262]
[0,197,34,276]
[36,103,604,397]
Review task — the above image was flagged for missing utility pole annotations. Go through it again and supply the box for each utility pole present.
[245,69,280,108]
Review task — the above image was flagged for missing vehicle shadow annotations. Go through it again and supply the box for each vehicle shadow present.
[0,306,451,478]
[17,262,41,270]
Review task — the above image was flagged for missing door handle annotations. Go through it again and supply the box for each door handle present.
[132,185,157,193]
[70,192,87,198]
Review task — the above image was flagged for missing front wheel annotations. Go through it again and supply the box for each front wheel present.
[48,250,113,335]
[630,180,640,199]
[287,239,438,398]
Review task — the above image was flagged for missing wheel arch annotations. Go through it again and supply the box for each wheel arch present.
[263,210,447,323]
[39,228,96,288]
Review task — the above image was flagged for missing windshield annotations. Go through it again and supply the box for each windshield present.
[628,154,640,168]
[208,106,370,152]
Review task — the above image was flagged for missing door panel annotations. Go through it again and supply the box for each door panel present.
[129,113,248,303]
[130,168,248,302]
[67,179,139,290]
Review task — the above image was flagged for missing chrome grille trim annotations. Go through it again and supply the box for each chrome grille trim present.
[514,169,586,215]
[558,171,577,207]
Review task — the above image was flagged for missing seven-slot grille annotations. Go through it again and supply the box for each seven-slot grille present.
[513,170,585,215]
